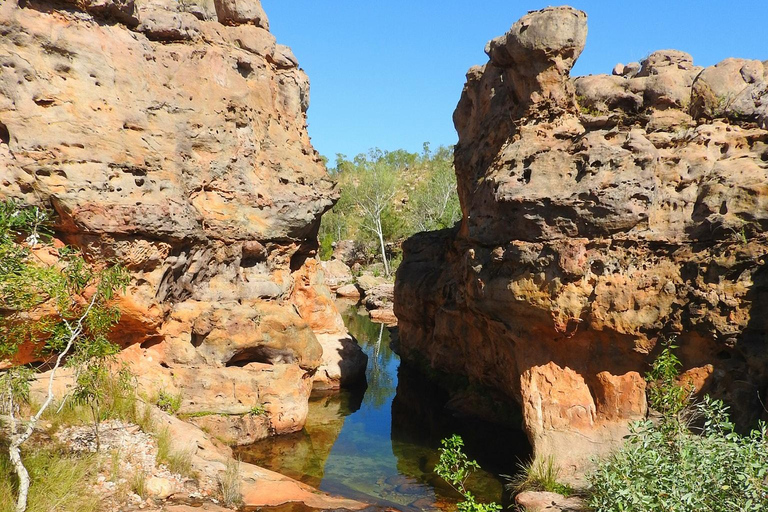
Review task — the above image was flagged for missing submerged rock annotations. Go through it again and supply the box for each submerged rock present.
[395,6,768,473]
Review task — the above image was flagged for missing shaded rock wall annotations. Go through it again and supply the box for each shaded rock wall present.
[0,0,365,441]
[395,6,768,472]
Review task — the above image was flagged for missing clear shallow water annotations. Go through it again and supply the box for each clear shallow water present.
[236,307,530,511]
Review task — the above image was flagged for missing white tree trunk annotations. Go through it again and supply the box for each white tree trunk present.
[375,217,389,276]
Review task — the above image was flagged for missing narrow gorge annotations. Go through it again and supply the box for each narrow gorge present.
[1,1,767,511]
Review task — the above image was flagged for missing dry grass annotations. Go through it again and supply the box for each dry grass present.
[0,446,101,512]
[218,458,243,508]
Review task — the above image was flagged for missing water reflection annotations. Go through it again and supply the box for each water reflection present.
[235,307,527,511]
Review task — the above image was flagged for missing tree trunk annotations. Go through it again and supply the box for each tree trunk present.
[375,217,390,276]
[10,437,30,512]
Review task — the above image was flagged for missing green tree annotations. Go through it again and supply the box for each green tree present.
[0,200,128,512]
[351,160,398,276]
[319,144,460,272]
[409,146,461,232]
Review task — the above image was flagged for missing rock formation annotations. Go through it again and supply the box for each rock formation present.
[395,6,768,472]
[0,0,365,442]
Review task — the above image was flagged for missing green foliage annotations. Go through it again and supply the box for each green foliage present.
[155,390,182,415]
[69,363,134,450]
[0,447,101,512]
[318,145,460,270]
[249,404,266,416]
[588,345,768,512]
[505,456,573,496]
[435,435,501,512]
[645,340,690,418]
[0,200,130,511]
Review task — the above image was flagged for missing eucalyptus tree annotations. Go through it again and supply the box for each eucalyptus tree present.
[0,201,128,512]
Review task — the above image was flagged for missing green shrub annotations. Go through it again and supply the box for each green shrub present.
[588,345,768,512]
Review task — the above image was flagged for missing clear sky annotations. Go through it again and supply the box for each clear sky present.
[261,1,768,160]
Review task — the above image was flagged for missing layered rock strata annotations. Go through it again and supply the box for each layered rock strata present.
[395,6,768,472]
[0,0,365,442]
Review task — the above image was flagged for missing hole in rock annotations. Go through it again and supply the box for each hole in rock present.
[33,98,56,107]
[522,168,532,183]
[190,332,208,348]
[140,337,163,349]
[0,122,9,145]
[237,60,254,79]
[226,346,296,367]
[591,260,605,275]
[719,201,728,214]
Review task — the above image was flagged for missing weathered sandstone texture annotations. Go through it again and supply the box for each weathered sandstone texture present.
[0,0,365,442]
[395,6,768,472]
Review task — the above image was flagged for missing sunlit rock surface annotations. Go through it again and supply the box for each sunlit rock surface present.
[395,6,768,472]
[0,0,365,440]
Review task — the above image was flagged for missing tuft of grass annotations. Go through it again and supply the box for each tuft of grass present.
[130,471,148,500]
[156,428,193,477]
[218,458,243,508]
[505,456,573,496]
[0,446,101,512]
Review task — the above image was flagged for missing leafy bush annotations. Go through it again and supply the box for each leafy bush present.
[435,434,501,512]
[588,344,768,512]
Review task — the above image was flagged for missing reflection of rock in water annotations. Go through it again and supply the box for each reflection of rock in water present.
[391,364,531,507]
[235,390,362,488]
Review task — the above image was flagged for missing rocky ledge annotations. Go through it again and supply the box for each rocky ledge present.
[395,6,768,473]
[0,0,366,445]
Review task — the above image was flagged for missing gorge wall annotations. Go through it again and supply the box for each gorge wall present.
[0,0,365,442]
[395,6,768,472]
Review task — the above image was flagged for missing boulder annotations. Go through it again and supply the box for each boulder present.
[691,58,768,127]
[213,0,268,28]
[515,491,585,511]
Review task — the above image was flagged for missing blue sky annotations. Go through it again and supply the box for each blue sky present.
[262,1,768,160]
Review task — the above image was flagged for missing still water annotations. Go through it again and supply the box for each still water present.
[236,307,530,511]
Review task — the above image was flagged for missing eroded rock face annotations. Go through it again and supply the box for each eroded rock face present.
[1,0,365,441]
[395,6,768,472]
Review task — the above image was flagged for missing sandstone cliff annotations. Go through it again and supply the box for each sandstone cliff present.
[395,6,768,472]
[0,0,365,442]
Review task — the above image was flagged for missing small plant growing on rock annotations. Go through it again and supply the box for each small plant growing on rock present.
[218,458,243,508]
[435,434,501,512]
[155,390,183,415]
[248,404,266,416]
